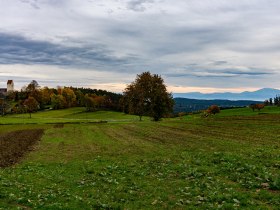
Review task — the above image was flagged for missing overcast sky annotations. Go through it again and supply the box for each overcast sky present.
[0,0,280,93]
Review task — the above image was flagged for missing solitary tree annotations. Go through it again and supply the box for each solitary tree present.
[207,105,220,115]
[123,72,174,121]
[24,96,39,118]
[249,104,264,111]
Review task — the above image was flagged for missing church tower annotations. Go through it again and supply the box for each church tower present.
[7,80,14,92]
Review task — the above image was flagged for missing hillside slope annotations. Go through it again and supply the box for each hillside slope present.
[174,98,262,112]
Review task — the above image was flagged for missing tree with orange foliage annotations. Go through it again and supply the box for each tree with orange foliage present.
[249,104,264,111]
[24,96,39,118]
[93,95,105,109]
[62,87,76,107]
[207,105,220,115]
[41,87,52,106]
[84,94,97,111]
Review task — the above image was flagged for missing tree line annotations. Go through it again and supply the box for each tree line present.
[1,80,122,117]
[1,72,175,121]
[264,95,280,106]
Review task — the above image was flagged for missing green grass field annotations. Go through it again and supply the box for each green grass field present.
[0,107,143,124]
[0,107,279,209]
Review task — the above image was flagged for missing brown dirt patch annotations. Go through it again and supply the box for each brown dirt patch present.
[0,129,44,167]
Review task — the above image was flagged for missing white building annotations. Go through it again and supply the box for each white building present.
[0,80,14,95]
[7,80,14,92]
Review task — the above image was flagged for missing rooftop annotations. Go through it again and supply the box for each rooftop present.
[7,80,13,85]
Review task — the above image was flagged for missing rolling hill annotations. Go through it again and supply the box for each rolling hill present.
[174,98,262,113]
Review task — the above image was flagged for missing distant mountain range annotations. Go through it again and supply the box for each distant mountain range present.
[173,88,280,101]
[174,98,262,113]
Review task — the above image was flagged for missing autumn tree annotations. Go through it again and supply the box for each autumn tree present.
[24,96,39,118]
[84,94,97,111]
[41,87,52,106]
[249,104,264,111]
[207,105,220,115]
[12,100,26,114]
[51,94,66,109]
[26,80,44,109]
[74,90,85,107]
[62,87,76,107]
[123,72,174,121]
[93,95,105,109]
[123,82,147,121]
[6,91,16,101]
[0,98,10,116]
[26,80,40,92]
[17,89,28,101]
[249,104,256,111]
[150,74,174,121]
[257,104,265,110]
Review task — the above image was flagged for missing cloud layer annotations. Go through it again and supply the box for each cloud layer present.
[0,0,280,92]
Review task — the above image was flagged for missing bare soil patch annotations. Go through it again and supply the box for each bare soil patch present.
[0,129,44,167]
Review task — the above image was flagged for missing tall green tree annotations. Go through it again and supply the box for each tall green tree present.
[123,72,174,121]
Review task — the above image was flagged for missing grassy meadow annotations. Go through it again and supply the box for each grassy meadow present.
[0,108,142,124]
[0,106,279,209]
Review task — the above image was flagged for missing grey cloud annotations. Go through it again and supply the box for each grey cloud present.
[126,0,155,12]
[165,67,273,78]
[213,61,228,66]
[19,0,40,9]
[221,69,272,76]
[1,0,280,91]
[0,33,141,72]
[0,75,93,88]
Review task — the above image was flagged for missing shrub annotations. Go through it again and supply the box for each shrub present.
[249,104,264,111]
[207,105,220,115]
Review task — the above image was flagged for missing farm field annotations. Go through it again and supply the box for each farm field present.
[0,107,280,209]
